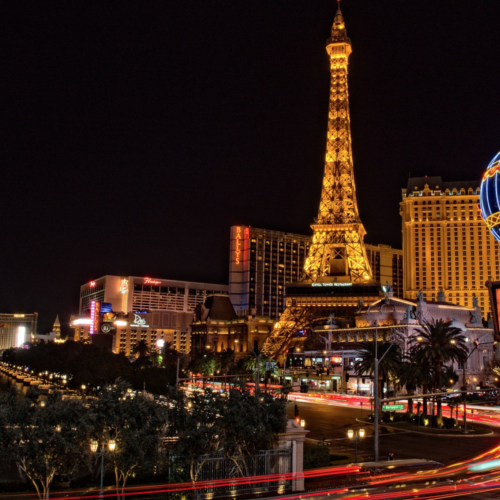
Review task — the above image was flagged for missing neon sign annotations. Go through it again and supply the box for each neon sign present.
[90,301,100,335]
[131,313,149,327]
[235,227,242,264]
[90,281,96,287]
[235,226,249,265]
[311,283,352,287]
[144,277,161,285]
[120,278,129,294]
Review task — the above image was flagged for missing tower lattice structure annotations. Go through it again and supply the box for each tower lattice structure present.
[302,6,372,284]
[262,5,377,362]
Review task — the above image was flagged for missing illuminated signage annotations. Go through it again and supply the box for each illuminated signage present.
[131,313,149,327]
[235,227,242,264]
[13,314,25,318]
[72,318,92,325]
[101,323,115,334]
[90,281,96,287]
[144,277,161,285]
[90,301,100,335]
[234,226,249,265]
[16,326,26,347]
[331,356,342,363]
[486,281,500,340]
[311,283,352,287]
[120,278,129,294]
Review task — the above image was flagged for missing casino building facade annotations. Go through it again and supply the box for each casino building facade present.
[73,276,228,354]
[0,313,38,351]
[401,177,500,318]
[229,225,402,320]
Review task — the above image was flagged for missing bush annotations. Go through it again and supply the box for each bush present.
[303,443,330,469]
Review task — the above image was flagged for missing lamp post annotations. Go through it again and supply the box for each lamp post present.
[374,329,398,462]
[461,339,483,433]
[176,352,190,389]
[347,428,365,463]
[90,439,116,500]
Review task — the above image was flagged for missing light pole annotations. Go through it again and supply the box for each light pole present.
[462,339,482,433]
[176,352,190,389]
[347,428,365,463]
[373,329,398,462]
[90,439,116,500]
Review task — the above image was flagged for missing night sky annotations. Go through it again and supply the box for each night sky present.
[2,1,500,334]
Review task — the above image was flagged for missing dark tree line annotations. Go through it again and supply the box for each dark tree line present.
[0,382,287,499]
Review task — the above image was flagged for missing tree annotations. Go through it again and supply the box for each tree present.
[354,341,401,399]
[0,389,91,500]
[89,382,168,499]
[397,348,421,414]
[158,341,179,370]
[132,340,151,359]
[411,320,468,423]
[174,389,287,481]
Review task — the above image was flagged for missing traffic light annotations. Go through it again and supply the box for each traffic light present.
[294,404,299,417]
[345,372,350,382]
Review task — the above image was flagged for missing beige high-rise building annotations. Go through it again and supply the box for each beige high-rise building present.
[401,176,500,318]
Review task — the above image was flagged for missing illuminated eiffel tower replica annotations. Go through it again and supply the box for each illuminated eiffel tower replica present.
[262,4,381,362]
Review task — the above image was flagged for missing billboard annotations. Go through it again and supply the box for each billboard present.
[89,300,101,335]
[486,281,500,340]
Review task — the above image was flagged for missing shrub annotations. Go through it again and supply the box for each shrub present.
[303,443,330,469]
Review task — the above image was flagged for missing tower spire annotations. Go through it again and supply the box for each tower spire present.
[302,6,372,283]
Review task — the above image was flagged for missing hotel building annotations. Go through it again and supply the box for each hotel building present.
[74,275,228,354]
[0,313,38,350]
[229,226,310,319]
[229,225,402,318]
[401,177,500,317]
[291,292,494,393]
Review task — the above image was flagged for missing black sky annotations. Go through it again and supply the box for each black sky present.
[2,1,500,334]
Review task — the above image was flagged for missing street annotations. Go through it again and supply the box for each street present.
[287,401,500,465]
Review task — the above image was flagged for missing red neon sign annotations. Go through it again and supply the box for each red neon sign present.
[235,226,249,265]
[144,277,161,285]
[89,281,96,287]
[235,227,242,264]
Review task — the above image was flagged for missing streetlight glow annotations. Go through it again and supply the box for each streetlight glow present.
[90,440,98,453]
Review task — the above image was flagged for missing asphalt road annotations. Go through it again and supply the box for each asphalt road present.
[287,400,500,465]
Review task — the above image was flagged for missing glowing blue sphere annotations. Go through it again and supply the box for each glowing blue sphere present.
[480,152,500,242]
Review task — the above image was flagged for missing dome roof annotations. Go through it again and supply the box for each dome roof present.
[480,152,500,242]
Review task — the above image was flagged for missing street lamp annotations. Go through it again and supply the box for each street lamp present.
[90,439,117,500]
[461,339,485,433]
[347,428,365,463]
[373,329,398,462]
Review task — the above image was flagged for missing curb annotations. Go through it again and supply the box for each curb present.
[355,418,494,437]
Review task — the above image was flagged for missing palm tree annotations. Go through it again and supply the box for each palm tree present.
[161,341,179,366]
[398,348,421,414]
[413,353,435,416]
[132,339,150,359]
[411,320,468,423]
[354,341,401,402]
[218,348,236,375]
